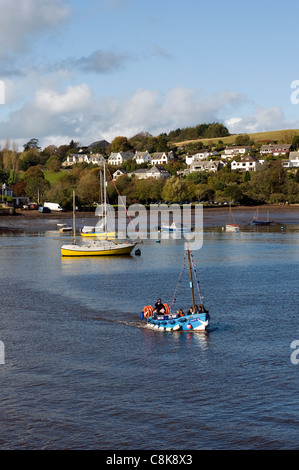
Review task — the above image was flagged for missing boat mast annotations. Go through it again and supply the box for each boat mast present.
[103,161,107,238]
[187,245,196,313]
[72,190,76,245]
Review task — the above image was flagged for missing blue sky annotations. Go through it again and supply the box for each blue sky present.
[0,0,299,149]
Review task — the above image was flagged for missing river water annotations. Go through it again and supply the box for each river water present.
[0,211,298,450]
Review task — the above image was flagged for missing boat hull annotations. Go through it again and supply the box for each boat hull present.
[141,312,209,332]
[225,223,239,232]
[61,241,136,257]
[252,221,272,226]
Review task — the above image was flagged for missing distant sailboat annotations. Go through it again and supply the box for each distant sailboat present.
[252,208,272,226]
[224,203,239,232]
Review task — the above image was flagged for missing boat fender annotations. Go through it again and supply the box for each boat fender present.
[143,305,153,319]
[187,323,192,330]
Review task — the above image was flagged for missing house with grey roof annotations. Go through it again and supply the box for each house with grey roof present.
[128,165,170,180]
[108,151,135,165]
[188,160,222,173]
[151,151,175,165]
[133,151,151,164]
[231,155,260,172]
[260,144,293,156]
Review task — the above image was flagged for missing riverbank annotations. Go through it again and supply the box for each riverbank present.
[0,204,298,233]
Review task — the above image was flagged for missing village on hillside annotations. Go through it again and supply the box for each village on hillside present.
[62,142,299,181]
[1,134,299,211]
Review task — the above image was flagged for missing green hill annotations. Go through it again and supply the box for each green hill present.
[173,129,299,148]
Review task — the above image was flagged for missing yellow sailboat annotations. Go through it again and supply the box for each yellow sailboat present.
[60,190,136,257]
[61,239,136,257]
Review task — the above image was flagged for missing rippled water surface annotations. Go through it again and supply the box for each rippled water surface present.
[0,222,298,449]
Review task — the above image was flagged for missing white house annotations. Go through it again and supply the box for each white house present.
[186,160,222,173]
[186,150,218,165]
[221,146,251,160]
[260,144,293,156]
[89,153,105,164]
[112,169,127,180]
[231,155,260,172]
[128,165,170,180]
[63,153,105,166]
[133,151,151,164]
[146,165,171,179]
[288,151,299,168]
[108,151,134,166]
[63,154,79,166]
[151,151,175,165]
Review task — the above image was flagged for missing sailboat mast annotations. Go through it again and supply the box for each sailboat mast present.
[72,190,76,244]
[103,161,107,238]
[187,246,196,312]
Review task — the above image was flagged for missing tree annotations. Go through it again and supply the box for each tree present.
[23,138,41,151]
[19,148,41,171]
[185,171,209,185]
[110,136,132,152]
[155,134,169,152]
[46,155,61,172]
[23,165,50,202]
[243,171,251,183]
[292,135,299,150]
[161,176,190,202]
[203,123,229,138]
[235,134,251,146]
[12,181,27,197]
[45,173,74,209]
[134,177,164,204]
[76,172,101,205]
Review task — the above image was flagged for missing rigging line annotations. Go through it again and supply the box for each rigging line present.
[170,252,187,309]
[106,166,143,242]
[190,252,204,301]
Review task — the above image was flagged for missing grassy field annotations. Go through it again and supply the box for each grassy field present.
[173,129,299,147]
[43,170,65,184]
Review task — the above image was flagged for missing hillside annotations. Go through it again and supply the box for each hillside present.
[173,129,299,148]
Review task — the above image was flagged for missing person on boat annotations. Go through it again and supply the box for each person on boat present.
[199,303,209,313]
[176,309,184,317]
[153,299,165,315]
[188,305,199,315]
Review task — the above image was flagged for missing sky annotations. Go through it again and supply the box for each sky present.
[0,0,299,150]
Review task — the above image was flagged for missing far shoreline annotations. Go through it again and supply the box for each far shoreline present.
[0,204,298,233]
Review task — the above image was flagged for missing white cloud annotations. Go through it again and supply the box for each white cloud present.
[35,84,92,114]
[225,106,299,134]
[2,82,296,150]
[0,0,70,55]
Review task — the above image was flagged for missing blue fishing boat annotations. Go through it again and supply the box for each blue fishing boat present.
[140,245,210,332]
